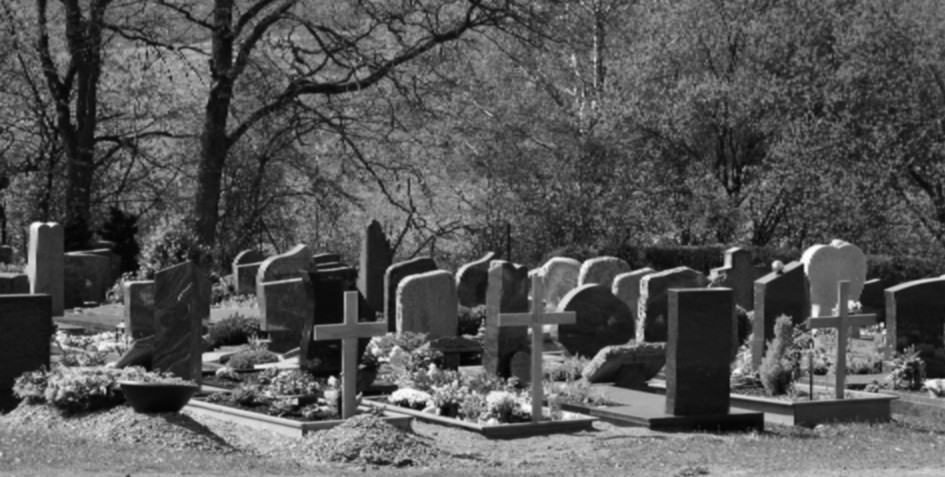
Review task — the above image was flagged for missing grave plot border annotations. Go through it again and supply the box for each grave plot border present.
[363,396,596,438]
[878,389,945,418]
[184,399,412,438]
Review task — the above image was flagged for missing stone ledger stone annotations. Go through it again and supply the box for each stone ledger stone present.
[709,247,754,310]
[540,257,582,310]
[483,261,529,378]
[64,252,111,307]
[397,270,457,339]
[0,273,29,295]
[612,268,655,328]
[384,256,437,331]
[27,222,64,316]
[578,256,631,288]
[638,267,708,342]
[885,277,945,353]
[358,220,393,315]
[153,262,204,382]
[752,261,808,369]
[256,244,312,297]
[456,252,496,308]
[802,239,867,317]
[261,278,313,353]
[0,294,53,392]
[232,249,267,295]
[558,284,635,358]
[302,266,374,375]
[123,280,155,339]
[666,288,733,416]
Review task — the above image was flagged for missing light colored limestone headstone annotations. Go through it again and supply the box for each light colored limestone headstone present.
[256,244,311,298]
[396,270,458,339]
[801,239,867,317]
[612,267,655,326]
[578,256,631,288]
[638,266,708,342]
[455,252,496,308]
[540,257,581,310]
[26,222,64,316]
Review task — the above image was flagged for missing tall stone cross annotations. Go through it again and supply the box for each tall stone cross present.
[498,273,576,422]
[808,280,879,399]
[312,291,387,418]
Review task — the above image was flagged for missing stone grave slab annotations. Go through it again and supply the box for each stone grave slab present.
[27,222,64,316]
[638,267,707,342]
[578,256,631,288]
[752,261,808,369]
[558,284,635,358]
[456,251,495,308]
[357,220,393,314]
[153,262,205,382]
[483,260,529,378]
[384,256,437,331]
[709,247,754,310]
[802,240,867,317]
[123,280,155,339]
[397,269,457,339]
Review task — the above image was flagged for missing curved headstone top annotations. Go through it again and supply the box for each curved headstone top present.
[256,244,312,293]
[801,239,866,317]
[557,284,634,359]
[384,256,438,331]
[397,269,457,339]
[540,257,581,310]
[578,256,631,288]
[456,251,496,308]
[233,249,266,266]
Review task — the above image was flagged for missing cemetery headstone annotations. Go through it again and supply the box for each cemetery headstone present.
[302,266,375,374]
[153,262,205,382]
[498,273,576,422]
[666,288,733,415]
[885,277,945,356]
[558,284,635,358]
[396,270,457,339]
[612,267,655,326]
[456,251,496,308]
[0,273,29,294]
[26,222,64,316]
[752,261,808,369]
[578,256,631,288]
[123,280,155,339]
[384,256,437,331]
[860,278,885,319]
[312,253,342,269]
[82,248,122,284]
[0,245,14,264]
[540,257,581,310]
[802,239,867,317]
[311,291,387,418]
[638,267,708,342]
[256,244,311,297]
[0,294,53,396]
[483,260,529,377]
[64,252,111,307]
[357,220,393,314]
[260,278,313,353]
[232,249,267,295]
[709,247,754,310]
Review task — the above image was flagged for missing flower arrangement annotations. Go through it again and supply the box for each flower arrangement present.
[204,369,343,420]
[363,332,442,372]
[390,388,432,410]
[55,331,132,367]
[924,379,945,398]
[885,347,926,391]
[257,368,320,396]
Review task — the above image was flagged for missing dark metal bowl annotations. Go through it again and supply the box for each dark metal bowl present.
[119,381,199,413]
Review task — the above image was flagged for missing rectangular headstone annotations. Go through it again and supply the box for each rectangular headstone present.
[27,222,64,316]
[886,277,945,355]
[358,220,393,314]
[64,252,111,307]
[153,262,204,382]
[483,260,529,377]
[0,294,53,392]
[232,249,267,295]
[666,288,733,416]
[123,280,155,339]
[709,247,754,311]
[0,245,14,264]
[752,261,808,369]
[260,277,313,353]
[396,269,457,339]
[0,273,29,295]
[639,267,708,342]
[302,266,374,374]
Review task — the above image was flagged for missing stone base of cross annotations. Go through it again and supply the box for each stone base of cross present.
[312,291,387,418]
[808,280,879,400]
[498,273,576,422]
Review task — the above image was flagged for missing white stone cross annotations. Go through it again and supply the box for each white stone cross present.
[808,280,879,400]
[498,273,576,422]
[312,291,387,418]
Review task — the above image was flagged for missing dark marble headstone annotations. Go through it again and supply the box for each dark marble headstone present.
[666,288,733,416]
[0,245,14,264]
[232,249,267,295]
[860,278,885,321]
[638,267,708,342]
[0,294,53,393]
[384,256,437,331]
[558,284,635,358]
[886,277,945,353]
[302,266,374,375]
[358,220,393,315]
[260,277,313,352]
[752,261,808,369]
[64,252,111,307]
[456,252,496,308]
[122,280,155,339]
[709,247,754,311]
[0,273,29,294]
[153,262,204,382]
[483,260,529,378]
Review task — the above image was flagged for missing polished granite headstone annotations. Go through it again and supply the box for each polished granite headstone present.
[0,273,29,294]
[709,247,755,310]
[123,280,155,339]
[64,252,111,307]
[483,260,529,377]
[558,284,635,358]
[358,220,394,315]
[456,252,495,308]
[0,294,53,393]
[302,266,374,375]
[27,222,64,316]
[384,256,437,331]
[886,277,945,353]
[232,249,267,295]
[256,244,312,296]
[261,277,313,353]
[153,262,204,382]
[752,261,808,368]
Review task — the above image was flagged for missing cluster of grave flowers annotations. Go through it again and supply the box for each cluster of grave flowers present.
[54,331,132,367]
[205,368,342,420]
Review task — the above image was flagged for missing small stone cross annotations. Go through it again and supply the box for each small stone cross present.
[312,291,387,418]
[808,280,879,399]
[498,273,576,422]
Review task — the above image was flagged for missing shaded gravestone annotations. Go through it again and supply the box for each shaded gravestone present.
[64,252,111,307]
[860,278,885,320]
[312,291,387,418]
[885,277,945,356]
[666,288,733,416]
[384,256,437,331]
[752,261,808,369]
[802,239,866,317]
[709,247,754,310]
[0,245,14,264]
[456,251,496,308]
[153,262,204,382]
[540,257,581,310]
[810,281,879,399]
[483,260,529,378]
[638,267,708,342]
[232,249,267,295]
[358,220,393,315]
[0,294,53,395]
[82,248,122,284]
[256,244,312,297]
[558,284,635,358]
[303,266,375,375]
[260,278,313,353]
[122,280,155,340]
[578,256,631,288]
[397,270,457,339]
[0,273,29,294]
[27,222,64,316]
[613,268,655,328]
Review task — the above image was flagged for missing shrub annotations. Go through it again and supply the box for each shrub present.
[257,368,320,396]
[207,313,261,347]
[759,315,801,396]
[137,216,213,278]
[227,349,278,370]
[457,305,487,336]
[96,206,141,274]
